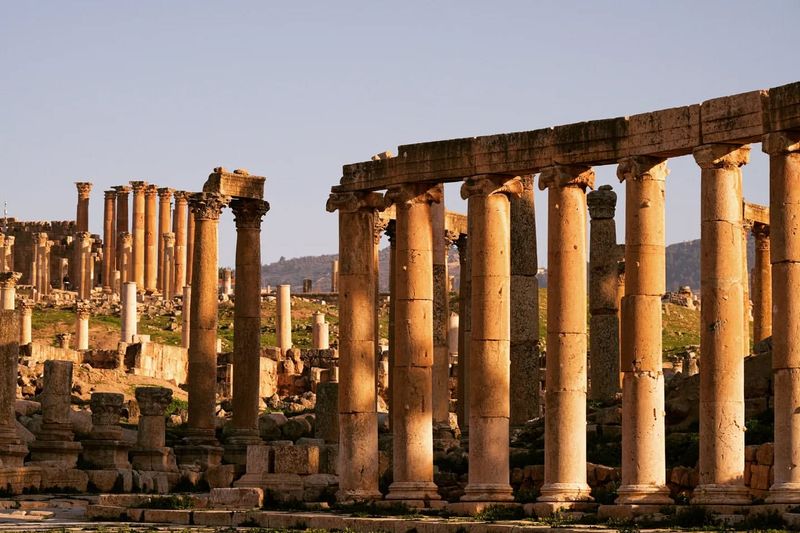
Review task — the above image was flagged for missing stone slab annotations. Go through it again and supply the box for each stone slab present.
[192,509,233,526]
[203,169,265,200]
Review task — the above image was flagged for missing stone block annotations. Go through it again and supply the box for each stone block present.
[768,81,800,132]
[87,469,132,493]
[141,509,191,524]
[303,473,339,502]
[745,445,758,462]
[245,444,272,474]
[315,382,339,443]
[209,487,264,509]
[756,442,774,465]
[622,104,701,160]
[320,444,338,475]
[39,466,88,492]
[274,444,320,474]
[85,504,127,521]
[203,168,265,200]
[701,90,767,143]
[206,464,236,488]
[192,510,233,526]
[750,464,771,491]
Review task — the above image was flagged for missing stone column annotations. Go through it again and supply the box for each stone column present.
[81,392,131,469]
[751,222,772,345]
[331,259,339,292]
[178,192,228,466]
[114,185,131,285]
[157,188,173,292]
[59,257,68,290]
[0,236,14,273]
[326,191,384,501]
[121,281,138,343]
[221,268,233,296]
[144,184,158,292]
[587,185,621,403]
[510,174,540,426]
[228,198,269,452]
[430,198,451,435]
[0,272,20,310]
[538,165,594,504]
[460,174,522,504]
[692,144,750,505]
[181,286,191,349]
[19,300,33,345]
[130,181,147,290]
[765,132,800,503]
[103,190,116,291]
[74,231,92,300]
[29,360,81,466]
[172,191,190,293]
[277,284,292,355]
[742,220,752,355]
[131,386,178,472]
[117,232,132,284]
[386,219,397,430]
[75,301,90,350]
[384,183,442,504]
[615,156,672,504]
[161,233,176,299]
[75,182,92,233]
[455,233,470,431]
[448,313,459,358]
[313,312,330,350]
[0,310,27,467]
[186,205,196,285]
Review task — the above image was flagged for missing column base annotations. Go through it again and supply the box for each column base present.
[449,501,520,516]
[223,433,262,466]
[537,482,593,502]
[691,483,751,505]
[386,480,441,502]
[335,488,384,503]
[615,483,673,504]
[174,444,223,470]
[766,483,800,503]
[0,443,29,468]
[460,482,514,502]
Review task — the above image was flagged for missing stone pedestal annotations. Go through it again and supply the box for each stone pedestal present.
[157,187,173,293]
[538,165,594,503]
[764,132,800,503]
[144,184,159,292]
[752,222,772,345]
[82,392,132,482]
[29,361,83,467]
[130,181,147,290]
[385,183,442,505]
[460,175,523,504]
[75,301,91,350]
[326,191,384,502]
[692,144,750,505]
[131,387,179,473]
[121,281,138,343]
[277,284,292,355]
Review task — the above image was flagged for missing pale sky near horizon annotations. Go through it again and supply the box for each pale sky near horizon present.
[1,1,796,267]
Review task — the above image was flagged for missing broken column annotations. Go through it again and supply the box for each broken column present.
[385,183,442,505]
[121,281,137,343]
[326,191,384,501]
[764,132,800,503]
[172,191,190,293]
[0,272,20,310]
[221,267,233,297]
[117,232,132,284]
[538,165,594,505]
[752,222,772,345]
[75,301,91,350]
[312,311,330,350]
[277,284,292,355]
[459,175,522,506]
[510,174,540,426]
[29,361,82,466]
[130,181,147,290]
[103,189,116,292]
[144,184,159,292]
[131,386,178,472]
[331,259,339,292]
[0,310,28,469]
[157,187,173,292]
[75,182,92,232]
[616,156,672,505]
[19,299,33,345]
[692,144,750,505]
[81,392,131,471]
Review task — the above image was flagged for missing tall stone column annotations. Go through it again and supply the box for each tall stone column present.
[742,220,752,355]
[692,144,750,505]
[121,281,138,343]
[75,301,91,350]
[130,181,147,290]
[186,206,196,286]
[181,286,191,349]
[615,156,672,504]
[385,219,396,431]
[385,183,442,504]
[326,191,384,502]
[751,222,772,345]
[157,188,173,293]
[114,185,131,285]
[460,174,522,504]
[161,233,175,299]
[173,191,189,292]
[144,184,159,292]
[331,259,339,292]
[177,192,229,467]
[74,231,92,300]
[277,284,292,355]
[19,300,33,345]
[117,232,132,284]
[75,182,92,233]
[0,272,20,310]
[228,198,269,454]
[538,165,594,504]
[430,197,451,434]
[59,258,68,290]
[0,310,28,468]
[764,132,800,503]
[510,174,540,425]
[103,190,116,291]
[455,233,470,431]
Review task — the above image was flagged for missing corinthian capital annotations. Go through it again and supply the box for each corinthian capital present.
[617,156,669,183]
[384,183,443,207]
[587,185,617,220]
[189,192,230,221]
[326,191,385,213]
[129,181,148,193]
[75,182,93,198]
[461,174,524,200]
[692,144,750,169]
[537,165,594,191]
[230,198,270,230]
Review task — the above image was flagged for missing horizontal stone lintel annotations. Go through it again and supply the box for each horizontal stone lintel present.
[744,201,769,225]
[335,81,800,193]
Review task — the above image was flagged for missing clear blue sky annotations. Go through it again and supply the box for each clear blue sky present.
[1,1,796,267]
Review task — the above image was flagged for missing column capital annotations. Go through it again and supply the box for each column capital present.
[129,181,148,193]
[19,299,35,312]
[385,219,396,244]
[373,217,389,245]
[462,174,524,199]
[445,229,460,246]
[0,272,21,289]
[189,192,230,221]
[135,386,173,416]
[617,156,669,182]
[104,190,117,200]
[112,185,131,195]
[587,185,617,220]
[326,191,385,213]
[157,187,174,200]
[692,144,750,169]
[173,190,191,203]
[34,232,49,246]
[762,131,800,155]
[752,221,770,241]
[75,182,93,198]
[230,198,270,230]
[75,231,92,243]
[144,184,159,198]
[537,165,595,191]
[384,183,443,207]
[118,232,132,245]
[75,301,92,319]
[162,232,176,246]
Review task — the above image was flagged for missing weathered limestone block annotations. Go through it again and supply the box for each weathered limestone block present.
[29,360,82,467]
[274,444,320,475]
[81,392,131,470]
[315,381,339,444]
[210,487,264,509]
[203,167,266,200]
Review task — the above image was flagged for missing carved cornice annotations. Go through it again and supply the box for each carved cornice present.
[384,183,443,207]
[326,191,385,213]
[189,192,230,221]
[692,144,750,169]
[617,156,669,183]
[537,166,595,191]
[230,198,270,230]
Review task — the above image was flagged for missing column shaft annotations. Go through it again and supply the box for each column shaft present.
[277,284,292,354]
[431,198,451,432]
[103,190,116,290]
[144,185,158,292]
[173,192,189,293]
[752,223,772,345]
[130,181,147,289]
[114,186,131,284]
[455,234,470,430]
[157,188,173,292]
[75,182,92,233]
[186,206,196,285]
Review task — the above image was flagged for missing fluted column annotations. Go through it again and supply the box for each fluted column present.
[538,165,594,503]
[430,196,451,434]
[326,191,384,502]
[75,182,92,233]
[229,198,269,445]
[751,223,772,344]
[144,184,158,292]
[385,183,442,503]
[765,132,800,503]
[455,233,470,431]
[615,156,671,504]
[157,188,173,293]
[130,181,147,290]
[692,144,750,505]
[173,191,189,292]
[103,190,116,291]
[460,174,522,504]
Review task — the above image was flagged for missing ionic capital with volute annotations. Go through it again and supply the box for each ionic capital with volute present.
[692,144,750,169]
[189,192,230,221]
[537,166,595,191]
[230,198,270,230]
[461,174,524,199]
